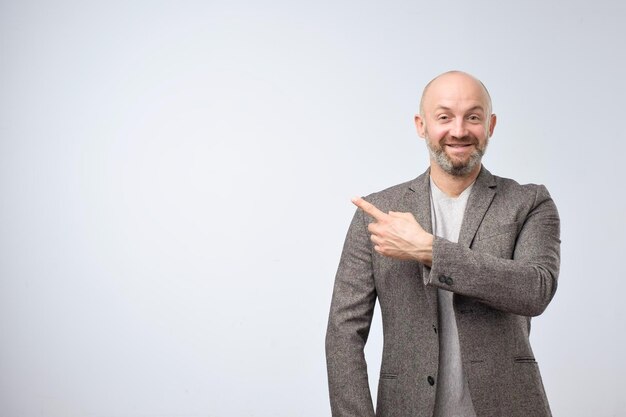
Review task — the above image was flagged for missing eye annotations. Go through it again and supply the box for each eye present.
[467,114,482,122]
[437,114,450,121]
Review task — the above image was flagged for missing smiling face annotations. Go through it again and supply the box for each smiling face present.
[415,72,497,177]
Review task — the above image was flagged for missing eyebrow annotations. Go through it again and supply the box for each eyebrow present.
[434,105,485,113]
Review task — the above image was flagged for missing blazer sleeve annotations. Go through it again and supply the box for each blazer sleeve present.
[426,184,561,317]
[325,208,377,417]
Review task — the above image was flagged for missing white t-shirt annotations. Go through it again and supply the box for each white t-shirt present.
[430,177,477,417]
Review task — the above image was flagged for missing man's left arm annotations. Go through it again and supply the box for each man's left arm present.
[428,185,560,316]
[353,185,560,317]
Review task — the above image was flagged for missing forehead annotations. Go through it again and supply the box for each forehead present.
[422,74,489,112]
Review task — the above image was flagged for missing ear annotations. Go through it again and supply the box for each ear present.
[488,113,497,137]
[414,114,426,138]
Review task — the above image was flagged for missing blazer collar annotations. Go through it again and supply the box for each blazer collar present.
[401,167,433,233]
[458,166,497,247]
[402,165,497,247]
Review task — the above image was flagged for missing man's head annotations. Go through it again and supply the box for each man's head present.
[415,71,496,177]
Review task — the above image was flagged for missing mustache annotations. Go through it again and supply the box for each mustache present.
[440,136,479,146]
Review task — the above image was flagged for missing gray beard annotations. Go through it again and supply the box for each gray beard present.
[426,140,487,177]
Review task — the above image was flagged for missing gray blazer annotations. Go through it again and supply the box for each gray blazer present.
[325,166,560,417]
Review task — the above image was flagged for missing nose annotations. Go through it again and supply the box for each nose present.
[450,119,469,138]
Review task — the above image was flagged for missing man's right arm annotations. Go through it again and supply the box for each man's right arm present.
[325,207,377,417]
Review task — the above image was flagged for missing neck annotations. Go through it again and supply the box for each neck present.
[429,161,481,197]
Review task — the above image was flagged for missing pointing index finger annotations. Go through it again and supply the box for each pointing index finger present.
[351,197,387,221]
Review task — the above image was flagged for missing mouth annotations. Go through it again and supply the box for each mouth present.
[446,144,471,147]
[445,143,474,151]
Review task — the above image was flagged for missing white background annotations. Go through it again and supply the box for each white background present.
[1,0,625,416]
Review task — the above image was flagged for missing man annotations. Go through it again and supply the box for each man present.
[325,71,560,417]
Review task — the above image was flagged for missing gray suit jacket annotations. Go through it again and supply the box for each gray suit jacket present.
[325,167,560,417]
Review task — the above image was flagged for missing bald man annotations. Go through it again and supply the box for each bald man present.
[325,71,560,417]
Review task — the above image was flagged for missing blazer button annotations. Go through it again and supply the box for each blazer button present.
[445,277,454,286]
[427,376,435,386]
[438,275,446,283]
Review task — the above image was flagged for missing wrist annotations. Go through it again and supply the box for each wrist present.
[416,233,433,267]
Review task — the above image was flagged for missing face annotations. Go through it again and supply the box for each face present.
[415,73,496,177]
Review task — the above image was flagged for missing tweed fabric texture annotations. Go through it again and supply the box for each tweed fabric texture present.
[325,166,560,417]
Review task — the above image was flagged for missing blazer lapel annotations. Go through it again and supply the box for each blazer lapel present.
[400,168,432,234]
[458,166,497,247]
[397,168,437,307]
[395,166,497,319]
[399,166,498,246]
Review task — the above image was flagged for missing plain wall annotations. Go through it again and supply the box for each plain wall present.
[1,0,625,416]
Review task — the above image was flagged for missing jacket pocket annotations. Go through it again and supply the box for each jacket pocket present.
[376,375,399,417]
[510,359,552,416]
[475,221,521,241]
[513,355,537,364]
[473,221,522,258]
